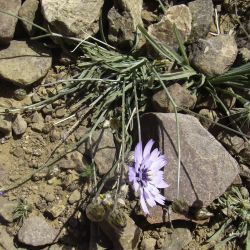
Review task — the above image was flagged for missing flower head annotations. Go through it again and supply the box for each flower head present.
[128,139,169,214]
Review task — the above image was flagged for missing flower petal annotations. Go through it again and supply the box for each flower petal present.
[154,193,166,205]
[143,139,155,158]
[155,180,169,189]
[134,142,143,164]
[140,192,149,214]
[150,157,167,171]
[133,181,139,193]
[128,167,136,183]
[144,188,156,207]
[149,148,160,161]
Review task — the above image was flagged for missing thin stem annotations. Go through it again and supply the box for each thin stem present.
[89,109,107,187]
[153,67,181,199]
[114,81,126,209]
[134,82,142,143]
[0,10,48,33]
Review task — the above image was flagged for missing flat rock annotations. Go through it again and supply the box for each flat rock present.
[188,0,214,41]
[108,0,144,50]
[0,40,52,87]
[148,4,192,49]
[189,35,238,76]
[18,216,58,246]
[41,0,104,39]
[18,0,40,36]
[140,113,239,207]
[0,0,21,45]
[152,83,197,112]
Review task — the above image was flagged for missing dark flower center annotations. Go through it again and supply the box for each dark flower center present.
[136,166,149,187]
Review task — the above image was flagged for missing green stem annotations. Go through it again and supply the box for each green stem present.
[153,67,181,199]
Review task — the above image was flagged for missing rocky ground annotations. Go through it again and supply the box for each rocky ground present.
[0,0,249,249]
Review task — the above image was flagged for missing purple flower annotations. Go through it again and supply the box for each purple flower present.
[128,139,169,214]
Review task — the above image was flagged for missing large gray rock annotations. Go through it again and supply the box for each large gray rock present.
[188,0,214,41]
[140,113,239,207]
[18,216,58,246]
[148,5,192,49]
[0,0,21,45]
[41,0,104,39]
[18,0,40,36]
[0,40,52,87]
[189,35,238,76]
[108,0,144,50]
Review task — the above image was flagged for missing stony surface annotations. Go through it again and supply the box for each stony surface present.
[46,203,65,218]
[99,213,141,250]
[147,207,180,225]
[58,151,86,173]
[188,0,214,41]
[140,113,239,207]
[148,5,192,49]
[240,145,250,166]
[189,35,238,76]
[0,40,52,87]
[0,116,12,136]
[41,0,104,39]
[0,197,17,223]
[239,47,250,63]
[0,0,21,45]
[30,111,45,133]
[12,114,27,136]
[152,83,197,112]
[198,109,218,129]
[108,0,144,49]
[163,228,192,250]
[68,190,81,204]
[78,128,117,176]
[18,216,58,246]
[140,237,156,250]
[18,0,40,36]
[0,226,16,250]
[217,131,245,155]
